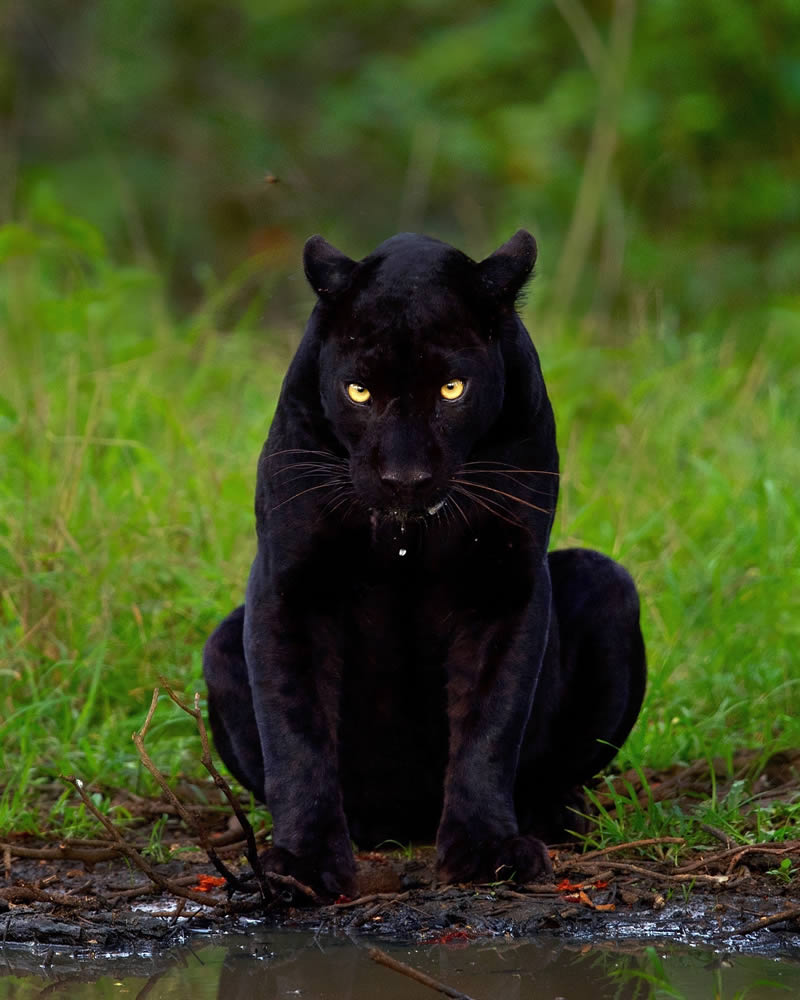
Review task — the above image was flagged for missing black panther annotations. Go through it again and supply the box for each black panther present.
[203,230,646,898]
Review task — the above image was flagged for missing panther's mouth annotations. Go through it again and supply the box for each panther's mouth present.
[387,499,445,520]
[372,497,446,524]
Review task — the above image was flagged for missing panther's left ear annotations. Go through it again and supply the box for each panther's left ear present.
[477,229,537,302]
[303,235,358,298]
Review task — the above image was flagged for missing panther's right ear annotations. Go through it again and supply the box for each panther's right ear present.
[303,235,357,298]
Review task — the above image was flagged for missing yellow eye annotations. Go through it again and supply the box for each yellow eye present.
[347,383,371,404]
[440,379,465,401]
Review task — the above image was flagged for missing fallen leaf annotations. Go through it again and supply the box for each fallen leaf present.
[190,874,226,892]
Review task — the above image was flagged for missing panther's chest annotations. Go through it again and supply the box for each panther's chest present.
[338,574,451,677]
[336,579,450,839]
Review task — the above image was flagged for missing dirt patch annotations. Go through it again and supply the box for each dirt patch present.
[2,832,800,958]
[2,747,799,958]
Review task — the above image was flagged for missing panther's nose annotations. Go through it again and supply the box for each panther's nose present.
[379,466,433,496]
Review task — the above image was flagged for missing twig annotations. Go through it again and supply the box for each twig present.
[262,871,321,903]
[369,947,478,1000]
[501,887,559,899]
[333,891,409,909]
[554,837,684,869]
[60,775,226,909]
[133,687,249,893]
[348,901,388,929]
[568,859,730,885]
[135,969,170,1000]
[1,842,121,864]
[0,885,91,908]
[160,682,276,903]
[107,873,208,904]
[698,823,732,847]
[729,906,800,937]
[673,842,800,876]
[725,843,800,876]
[507,873,614,898]
[170,898,187,925]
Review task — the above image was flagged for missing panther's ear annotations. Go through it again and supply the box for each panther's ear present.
[303,235,357,298]
[477,229,537,302]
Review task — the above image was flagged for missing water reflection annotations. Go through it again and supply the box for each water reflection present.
[1,932,799,999]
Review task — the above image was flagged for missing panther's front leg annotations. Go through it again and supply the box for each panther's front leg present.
[244,584,356,899]
[436,570,554,885]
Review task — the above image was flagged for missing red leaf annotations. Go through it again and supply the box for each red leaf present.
[190,874,226,892]
[432,930,473,946]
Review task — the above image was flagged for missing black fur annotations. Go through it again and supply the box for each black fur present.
[204,231,646,897]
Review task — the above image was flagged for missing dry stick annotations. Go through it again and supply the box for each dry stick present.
[132,687,249,893]
[509,872,615,898]
[725,843,800,876]
[554,836,684,870]
[0,842,121,864]
[161,683,320,905]
[568,859,729,885]
[674,842,800,876]
[60,837,130,848]
[334,890,409,909]
[369,947,478,1000]
[135,970,170,1000]
[206,827,263,848]
[60,775,226,909]
[729,906,800,937]
[161,683,270,900]
[348,901,388,929]
[108,873,211,904]
[0,886,90,908]
[698,823,732,847]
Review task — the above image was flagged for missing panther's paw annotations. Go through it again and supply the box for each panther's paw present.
[258,845,357,901]
[437,831,553,885]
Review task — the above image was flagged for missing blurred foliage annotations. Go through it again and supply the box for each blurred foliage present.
[1,0,798,326]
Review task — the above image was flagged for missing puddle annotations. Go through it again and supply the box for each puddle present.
[2,931,800,999]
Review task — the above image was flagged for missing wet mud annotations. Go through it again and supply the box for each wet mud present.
[2,841,799,961]
[2,748,799,960]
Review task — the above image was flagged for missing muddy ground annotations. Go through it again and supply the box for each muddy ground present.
[2,749,799,960]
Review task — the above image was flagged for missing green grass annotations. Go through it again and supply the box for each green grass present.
[1,202,799,847]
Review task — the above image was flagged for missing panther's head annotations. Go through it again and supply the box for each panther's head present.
[302,231,541,523]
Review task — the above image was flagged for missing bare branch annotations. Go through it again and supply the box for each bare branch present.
[159,681,274,902]
[554,836,684,870]
[730,906,800,937]
[132,686,249,892]
[60,775,227,909]
[369,947,477,1000]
